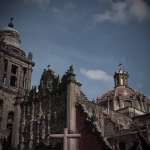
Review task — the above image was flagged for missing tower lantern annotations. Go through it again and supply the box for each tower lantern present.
[114,64,129,87]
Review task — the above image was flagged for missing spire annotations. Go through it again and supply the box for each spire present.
[114,64,129,87]
[28,52,33,60]
[8,17,14,28]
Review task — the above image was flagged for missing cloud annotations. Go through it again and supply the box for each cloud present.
[129,0,150,21]
[51,7,62,14]
[64,2,76,10]
[51,2,76,15]
[23,0,51,9]
[80,68,113,82]
[94,0,150,23]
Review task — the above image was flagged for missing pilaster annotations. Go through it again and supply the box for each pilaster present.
[0,52,4,86]
[1,96,8,130]
[12,96,22,148]
[66,65,81,150]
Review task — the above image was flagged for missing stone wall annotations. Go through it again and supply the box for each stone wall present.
[76,105,110,150]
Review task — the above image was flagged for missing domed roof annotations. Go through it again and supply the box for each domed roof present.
[0,26,19,34]
[0,18,19,34]
[97,86,142,104]
[115,86,136,97]
[98,86,134,99]
[97,65,143,104]
[0,26,21,48]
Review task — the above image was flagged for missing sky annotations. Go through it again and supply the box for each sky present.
[0,0,150,99]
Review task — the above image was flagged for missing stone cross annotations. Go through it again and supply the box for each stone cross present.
[48,128,81,150]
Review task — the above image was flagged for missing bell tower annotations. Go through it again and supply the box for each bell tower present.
[0,18,34,148]
[114,64,129,87]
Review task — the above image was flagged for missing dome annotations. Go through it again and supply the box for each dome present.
[97,86,136,103]
[96,85,147,115]
[0,26,19,34]
[114,86,136,97]
[0,18,21,48]
[0,26,21,48]
[97,65,135,103]
[96,66,149,114]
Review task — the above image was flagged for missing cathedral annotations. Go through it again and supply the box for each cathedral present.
[0,20,150,150]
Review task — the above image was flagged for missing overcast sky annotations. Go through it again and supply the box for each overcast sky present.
[0,0,150,99]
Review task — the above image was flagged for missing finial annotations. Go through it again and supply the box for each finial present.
[28,52,33,60]
[47,65,51,70]
[118,63,123,69]
[8,17,14,28]
[117,63,124,73]
[68,65,74,74]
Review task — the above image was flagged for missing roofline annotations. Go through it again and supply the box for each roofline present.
[0,44,34,66]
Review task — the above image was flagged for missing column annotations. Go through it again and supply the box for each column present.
[1,96,8,130]
[67,79,81,150]
[11,97,22,148]
[0,52,4,86]
[6,61,11,87]
[20,104,26,150]
[27,66,32,91]
[18,66,24,89]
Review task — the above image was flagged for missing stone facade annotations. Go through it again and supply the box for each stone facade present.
[19,67,67,150]
[19,66,112,150]
[0,21,34,150]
